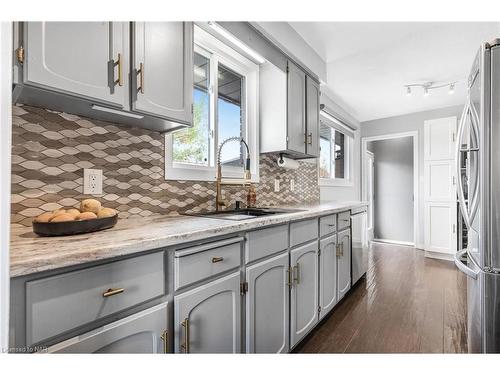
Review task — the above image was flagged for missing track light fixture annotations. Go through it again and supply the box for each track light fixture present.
[404,81,458,97]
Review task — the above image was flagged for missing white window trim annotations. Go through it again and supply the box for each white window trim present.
[318,116,354,187]
[165,26,259,182]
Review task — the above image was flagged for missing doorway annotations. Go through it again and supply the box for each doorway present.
[362,132,419,247]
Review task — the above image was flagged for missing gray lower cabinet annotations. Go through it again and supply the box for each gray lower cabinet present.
[47,302,168,353]
[245,252,289,353]
[174,271,241,353]
[290,241,319,348]
[132,22,193,124]
[319,234,337,319]
[22,22,129,108]
[337,229,352,301]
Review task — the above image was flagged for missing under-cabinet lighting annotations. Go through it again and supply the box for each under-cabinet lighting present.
[91,105,144,119]
[207,22,266,64]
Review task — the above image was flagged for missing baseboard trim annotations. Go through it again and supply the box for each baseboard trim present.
[372,239,415,247]
[424,251,454,261]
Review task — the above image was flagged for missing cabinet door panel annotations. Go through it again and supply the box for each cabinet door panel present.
[306,76,320,157]
[337,229,351,300]
[287,61,306,154]
[25,22,129,107]
[246,253,289,353]
[132,22,193,124]
[424,116,457,160]
[47,302,168,353]
[424,202,457,254]
[319,234,337,319]
[290,241,318,348]
[174,272,241,353]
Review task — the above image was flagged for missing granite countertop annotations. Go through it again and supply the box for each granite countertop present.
[10,201,367,277]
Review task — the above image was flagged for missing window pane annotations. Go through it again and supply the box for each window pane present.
[334,130,345,179]
[319,123,331,178]
[173,52,210,166]
[217,63,244,167]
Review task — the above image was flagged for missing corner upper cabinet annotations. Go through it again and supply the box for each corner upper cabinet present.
[131,22,193,125]
[21,22,129,108]
[260,60,319,158]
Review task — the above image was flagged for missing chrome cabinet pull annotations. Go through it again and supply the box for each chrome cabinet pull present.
[181,318,190,353]
[211,256,224,263]
[160,330,168,353]
[102,287,124,297]
[114,53,123,87]
[137,62,144,94]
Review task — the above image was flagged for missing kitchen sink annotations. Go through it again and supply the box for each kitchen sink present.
[188,207,304,221]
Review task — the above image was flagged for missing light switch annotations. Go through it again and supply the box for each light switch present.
[83,169,103,195]
[290,179,295,192]
[274,178,280,193]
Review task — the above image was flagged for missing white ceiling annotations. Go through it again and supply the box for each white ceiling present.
[290,22,500,122]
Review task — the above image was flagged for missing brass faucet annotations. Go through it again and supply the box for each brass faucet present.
[216,137,252,211]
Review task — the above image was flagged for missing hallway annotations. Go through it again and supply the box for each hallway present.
[297,242,467,353]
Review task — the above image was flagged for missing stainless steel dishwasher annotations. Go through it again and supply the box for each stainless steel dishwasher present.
[351,207,368,285]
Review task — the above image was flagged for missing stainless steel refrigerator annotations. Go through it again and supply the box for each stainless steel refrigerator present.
[454,38,500,353]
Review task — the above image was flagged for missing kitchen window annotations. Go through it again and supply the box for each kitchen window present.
[165,26,259,182]
[319,111,353,186]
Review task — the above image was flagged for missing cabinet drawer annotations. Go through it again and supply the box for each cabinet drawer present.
[338,211,351,231]
[319,214,337,237]
[290,218,318,247]
[26,251,165,346]
[175,237,242,290]
[245,224,288,264]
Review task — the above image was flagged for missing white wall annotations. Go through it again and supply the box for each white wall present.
[361,105,463,248]
[371,137,414,243]
[0,22,12,352]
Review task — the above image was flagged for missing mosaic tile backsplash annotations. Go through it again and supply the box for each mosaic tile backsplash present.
[11,105,320,227]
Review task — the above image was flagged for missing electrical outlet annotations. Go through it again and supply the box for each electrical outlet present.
[83,169,103,195]
[274,178,280,193]
[290,179,295,192]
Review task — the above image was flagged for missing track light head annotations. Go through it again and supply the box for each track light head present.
[406,86,412,96]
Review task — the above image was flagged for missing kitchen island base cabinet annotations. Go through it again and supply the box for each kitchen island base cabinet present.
[246,252,289,353]
[47,302,168,353]
[337,229,352,301]
[319,234,338,319]
[174,272,241,353]
[290,242,319,348]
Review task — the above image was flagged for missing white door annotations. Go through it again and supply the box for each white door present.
[365,151,375,240]
[24,22,129,108]
[174,272,241,353]
[337,229,351,300]
[47,302,168,353]
[319,234,337,319]
[290,241,318,348]
[246,253,289,353]
[423,116,458,255]
[132,22,193,124]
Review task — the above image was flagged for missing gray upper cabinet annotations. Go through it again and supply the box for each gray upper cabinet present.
[290,241,319,348]
[132,22,193,125]
[23,22,129,108]
[246,253,289,353]
[337,229,352,301]
[306,76,320,157]
[319,234,337,319]
[47,302,168,354]
[287,61,307,155]
[174,272,241,353]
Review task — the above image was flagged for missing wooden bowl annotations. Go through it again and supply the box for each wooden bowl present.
[32,215,118,237]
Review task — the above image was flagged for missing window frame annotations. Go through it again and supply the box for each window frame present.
[165,26,259,182]
[318,112,354,187]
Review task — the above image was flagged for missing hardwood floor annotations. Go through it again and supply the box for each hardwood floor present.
[296,241,467,353]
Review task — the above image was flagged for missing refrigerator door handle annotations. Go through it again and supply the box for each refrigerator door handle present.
[468,101,481,225]
[456,100,472,228]
[454,249,479,279]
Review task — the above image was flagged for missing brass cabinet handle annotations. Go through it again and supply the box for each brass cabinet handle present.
[102,287,124,297]
[160,329,168,353]
[211,256,224,263]
[341,242,344,256]
[114,53,123,87]
[307,133,313,145]
[336,244,341,257]
[327,224,336,227]
[293,263,300,285]
[180,318,190,353]
[137,62,144,94]
[286,267,293,287]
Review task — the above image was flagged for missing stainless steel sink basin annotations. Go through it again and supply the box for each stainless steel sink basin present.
[188,207,304,221]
